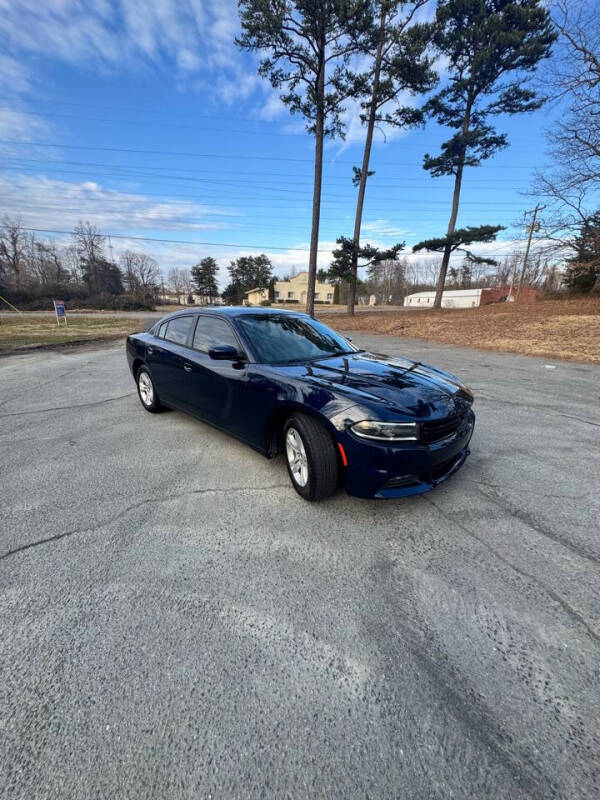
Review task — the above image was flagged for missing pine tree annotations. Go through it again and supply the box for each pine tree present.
[415,0,555,308]
[329,236,404,293]
[346,0,437,315]
[413,225,505,269]
[191,257,219,304]
[223,254,273,305]
[237,0,372,317]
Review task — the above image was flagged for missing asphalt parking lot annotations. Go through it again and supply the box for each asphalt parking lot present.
[1,333,599,799]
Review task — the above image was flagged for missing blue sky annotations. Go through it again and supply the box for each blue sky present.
[0,0,561,288]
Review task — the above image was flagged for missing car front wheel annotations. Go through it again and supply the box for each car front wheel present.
[136,366,162,413]
[283,414,339,501]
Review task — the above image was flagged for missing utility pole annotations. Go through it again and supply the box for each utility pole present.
[507,257,518,302]
[516,205,543,301]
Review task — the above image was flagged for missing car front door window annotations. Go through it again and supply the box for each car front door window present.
[192,317,240,354]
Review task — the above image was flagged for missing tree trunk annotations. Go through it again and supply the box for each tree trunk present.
[433,99,473,309]
[347,6,387,317]
[306,56,326,319]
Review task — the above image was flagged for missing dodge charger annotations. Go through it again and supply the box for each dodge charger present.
[126,308,475,501]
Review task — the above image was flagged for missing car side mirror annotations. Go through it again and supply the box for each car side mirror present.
[208,345,241,360]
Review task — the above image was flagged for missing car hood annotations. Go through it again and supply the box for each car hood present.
[287,351,473,419]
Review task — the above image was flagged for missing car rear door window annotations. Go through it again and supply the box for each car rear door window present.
[164,316,193,346]
[193,316,240,353]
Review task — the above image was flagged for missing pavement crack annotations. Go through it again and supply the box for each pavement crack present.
[422,495,600,646]
[0,484,290,561]
[0,366,84,408]
[557,412,600,429]
[0,392,136,418]
[467,481,600,566]
[476,396,600,430]
[463,477,598,502]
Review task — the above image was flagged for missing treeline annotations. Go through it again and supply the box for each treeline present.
[0,219,162,310]
[0,219,222,311]
[0,213,582,314]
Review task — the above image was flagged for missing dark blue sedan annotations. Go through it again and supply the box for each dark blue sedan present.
[126,307,475,501]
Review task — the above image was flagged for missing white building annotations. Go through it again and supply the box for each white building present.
[404,288,486,309]
[161,292,222,305]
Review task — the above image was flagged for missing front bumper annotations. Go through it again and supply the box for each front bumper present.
[340,409,475,499]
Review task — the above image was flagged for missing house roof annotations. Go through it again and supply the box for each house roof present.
[243,287,267,295]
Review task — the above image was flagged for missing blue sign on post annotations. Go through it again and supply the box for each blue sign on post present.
[53,299,67,326]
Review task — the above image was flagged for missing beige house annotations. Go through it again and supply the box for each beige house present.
[245,287,270,305]
[245,272,335,306]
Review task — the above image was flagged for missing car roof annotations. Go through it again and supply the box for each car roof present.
[157,306,310,322]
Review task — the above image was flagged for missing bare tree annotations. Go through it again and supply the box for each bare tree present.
[0,217,29,288]
[62,243,84,284]
[546,1,600,192]
[167,267,191,301]
[368,257,408,304]
[72,221,105,264]
[121,251,161,301]
[533,1,600,256]
[71,221,108,297]
[30,240,67,287]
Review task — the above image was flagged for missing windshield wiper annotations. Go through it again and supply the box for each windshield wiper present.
[307,349,362,362]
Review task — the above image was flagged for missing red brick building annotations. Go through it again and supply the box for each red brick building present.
[480,285,538,304]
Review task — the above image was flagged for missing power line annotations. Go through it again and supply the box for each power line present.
[11,108,310,138]
[8,108,550,154]
[0,166,530,207]
[17,227,537,256]
[0,96,556,143]
[19,227,327,252]
[0,140,546,169]
[0,155,532,185]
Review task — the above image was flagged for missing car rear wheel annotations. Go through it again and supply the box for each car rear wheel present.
[283,414,339,501]
[136,366,162,413]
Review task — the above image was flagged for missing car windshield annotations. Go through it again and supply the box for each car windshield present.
[236,314,357,364]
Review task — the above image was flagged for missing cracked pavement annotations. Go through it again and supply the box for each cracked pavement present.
[1,334,599,799]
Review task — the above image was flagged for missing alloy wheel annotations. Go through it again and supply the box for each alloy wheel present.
[286,427,309,487]
[138,371,154,407]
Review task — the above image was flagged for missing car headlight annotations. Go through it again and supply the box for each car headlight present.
[350,421,418,441]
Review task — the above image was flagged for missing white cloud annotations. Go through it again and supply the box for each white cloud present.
[0,52,32,94]
[0,173,239,235]
[259,92,289,121]
[362,220,412,240]
[0,108,47,139]
[334,91,418,154]
[0,108,52,156]
[0,0,252,98]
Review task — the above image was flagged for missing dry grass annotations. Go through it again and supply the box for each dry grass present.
[321,297,600,365]
[0,315,144,354]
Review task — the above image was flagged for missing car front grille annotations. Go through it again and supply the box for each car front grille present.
[421,414,464,443]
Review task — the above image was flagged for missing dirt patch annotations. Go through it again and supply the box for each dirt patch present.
[320,298,600,365]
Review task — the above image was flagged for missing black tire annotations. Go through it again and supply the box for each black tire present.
[136,366,163,413]
[283,413,339,501]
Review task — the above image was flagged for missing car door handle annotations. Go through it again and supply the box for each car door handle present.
[183,363,192,372]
